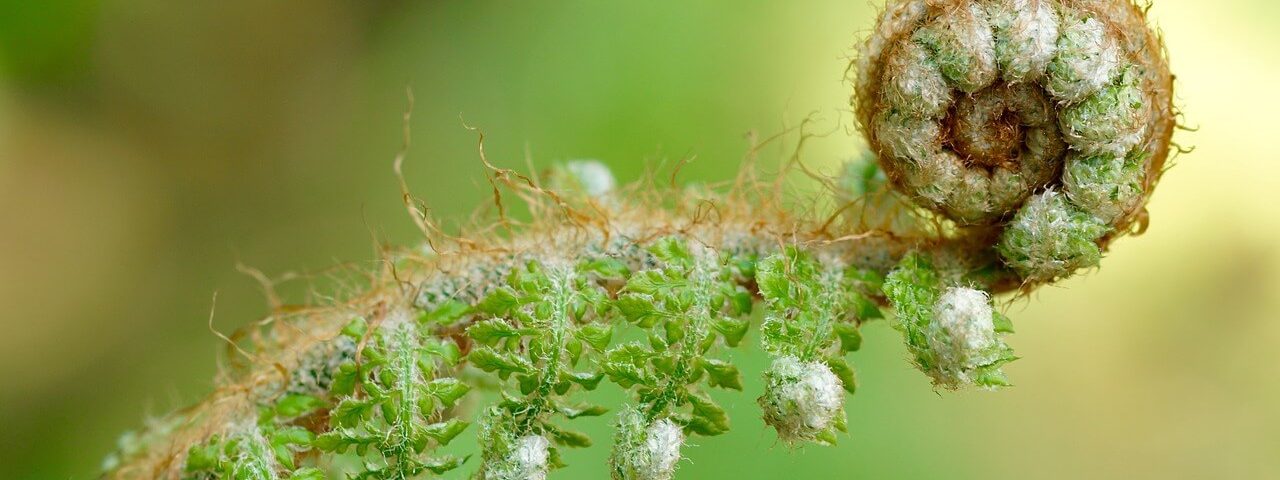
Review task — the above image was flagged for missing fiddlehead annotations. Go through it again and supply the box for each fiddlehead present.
[101,1,1178,478]
[855,0,1175,282]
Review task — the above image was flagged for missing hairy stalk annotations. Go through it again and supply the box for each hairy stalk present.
[103,1,1177,478]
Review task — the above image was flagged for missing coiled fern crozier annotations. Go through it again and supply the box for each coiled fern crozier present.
[103,1,1177,478]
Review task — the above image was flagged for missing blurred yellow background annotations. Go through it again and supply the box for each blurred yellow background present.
[1,1,1276,478]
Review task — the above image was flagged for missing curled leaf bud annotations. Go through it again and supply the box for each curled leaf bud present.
[855,0,1175,283]
[487,435,550,480]
[479,407,552,480]
[929,287,1000,382]
[885,255,1017,389]
[610,407,684,480]
[997,190,1108,282]
[758,356,845,444]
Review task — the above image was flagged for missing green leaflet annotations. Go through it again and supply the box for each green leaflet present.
[883,253,1018,389]
[309,320,470,479]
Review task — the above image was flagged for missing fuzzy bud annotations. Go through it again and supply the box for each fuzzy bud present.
[885,255,1017,389]
[928,287,1000,381]
[997,190,1108,282]
[758,356,845,444]
[1062,150,1145,225]
[478,406,552,480]
[485,435,550,480]
[611,408,684,480]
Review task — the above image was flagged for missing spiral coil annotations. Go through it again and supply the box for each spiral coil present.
[856,0,1175,281]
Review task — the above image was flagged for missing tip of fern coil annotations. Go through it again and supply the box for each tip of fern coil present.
[853,0,1176,286]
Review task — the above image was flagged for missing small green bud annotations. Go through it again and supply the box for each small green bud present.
[1045,13,1119,103]
[987,0,1059,83]
[879,40,951,117]
[479,409,553,480]
[911,2,997,93]
[1063,149,1146,225]
[1058,67,1147,157]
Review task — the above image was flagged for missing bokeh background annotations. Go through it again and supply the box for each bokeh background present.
[2,1,1277,478]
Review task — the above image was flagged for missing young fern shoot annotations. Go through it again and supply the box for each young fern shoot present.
[101,0,1178,478]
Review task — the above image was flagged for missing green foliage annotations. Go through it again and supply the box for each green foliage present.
[882,253,941,374]
[183,431,280,480]
[464,260,616,477]
[184,391,328,479]
[312,318,469,479]
[753,248,880,444]
[602,237,755,437]
[173,229,1033,478]
[146,211,1097,479]
[883,254,1016,389]
[756,247,881,379]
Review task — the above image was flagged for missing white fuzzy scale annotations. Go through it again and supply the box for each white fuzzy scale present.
[642,419,684,480]
[758,356,845,442]
[928,287,1000,383]
[508,435,551,480]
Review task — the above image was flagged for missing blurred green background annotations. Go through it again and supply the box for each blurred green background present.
[1,1,1277,478]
